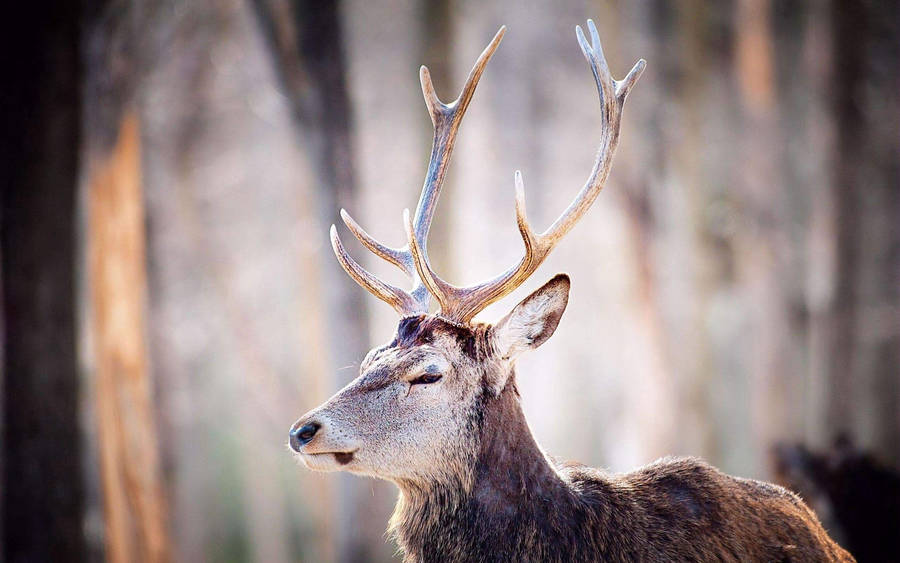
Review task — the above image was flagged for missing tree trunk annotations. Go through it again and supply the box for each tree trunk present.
[0,3,86,561]
[86,111,171,563]
[735,0,798,476]
[826,0,900,465]
[83,2,172,560]
[825,0,866,442]
[250,1,378,560]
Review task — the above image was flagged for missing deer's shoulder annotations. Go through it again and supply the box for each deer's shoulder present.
[621,456,805,518]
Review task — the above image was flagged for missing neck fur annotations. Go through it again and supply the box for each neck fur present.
[389,375,573,561]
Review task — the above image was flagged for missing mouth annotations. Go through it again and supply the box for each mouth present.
[297,449,357,471]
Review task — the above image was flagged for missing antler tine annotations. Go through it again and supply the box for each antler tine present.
[406,19,645,323]
[413,25,506,243]
[339,209,413,275]
[330,27,507,316]
[541,20,644,244]
[330,225,424,315]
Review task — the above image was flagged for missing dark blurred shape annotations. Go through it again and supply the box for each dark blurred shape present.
[826,0,900,464]
[773,437,900,562]
[0,2,86,562]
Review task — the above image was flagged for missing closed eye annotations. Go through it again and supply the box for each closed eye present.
[410,373,442,385]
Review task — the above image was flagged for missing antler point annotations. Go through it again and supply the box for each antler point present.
[329,224,344,255]
[402,208,413,230]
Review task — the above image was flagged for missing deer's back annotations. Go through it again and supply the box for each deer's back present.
[557,456,854,562]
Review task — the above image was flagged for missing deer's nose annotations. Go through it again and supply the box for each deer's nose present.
[289,422,320,452]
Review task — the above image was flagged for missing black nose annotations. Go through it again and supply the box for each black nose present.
[289,422,320,452]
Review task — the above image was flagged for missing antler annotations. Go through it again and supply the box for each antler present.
[403,20,645,322]
[330,26,507,316]
[332,21,644,323]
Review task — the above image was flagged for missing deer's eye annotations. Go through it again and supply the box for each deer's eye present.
[410,373,442,385]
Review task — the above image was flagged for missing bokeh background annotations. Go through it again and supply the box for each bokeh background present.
[2,1,898,562]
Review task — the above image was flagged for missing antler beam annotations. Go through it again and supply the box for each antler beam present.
[332,20,644,324]
[330,26,507,316]
[403,20,645,322]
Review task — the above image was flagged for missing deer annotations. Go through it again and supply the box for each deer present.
[289,21,854,562]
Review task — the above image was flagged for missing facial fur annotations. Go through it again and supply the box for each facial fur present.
[290,316,502,485]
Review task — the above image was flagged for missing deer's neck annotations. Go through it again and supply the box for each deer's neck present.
[392,378,584,562]
[471,379,566,508]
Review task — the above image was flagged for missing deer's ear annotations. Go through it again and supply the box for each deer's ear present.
[492,274,570,361]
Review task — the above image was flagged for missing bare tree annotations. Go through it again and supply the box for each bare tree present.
[823,0,900,467]
[83,2,171,560]
[250,1,379,560]
[0,3,86,561]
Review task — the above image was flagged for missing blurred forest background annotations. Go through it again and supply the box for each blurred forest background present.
[2,0,898,562]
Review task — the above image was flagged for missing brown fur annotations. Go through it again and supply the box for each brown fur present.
[390,378,853,562]
[291,276,854,562]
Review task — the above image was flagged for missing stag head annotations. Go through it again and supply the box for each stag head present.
[289,21,643,485]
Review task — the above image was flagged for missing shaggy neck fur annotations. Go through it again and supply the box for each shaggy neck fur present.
[386,368,852,563]
[389,373,601,562]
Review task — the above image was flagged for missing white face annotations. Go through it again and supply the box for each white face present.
[289,317,491,482]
